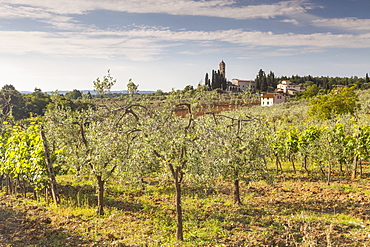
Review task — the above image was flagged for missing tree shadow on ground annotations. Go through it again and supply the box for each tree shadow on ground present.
[58,184,143,212]
[0,199,94,247]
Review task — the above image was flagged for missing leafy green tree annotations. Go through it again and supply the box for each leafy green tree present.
[298,84,320,99]
[46,91,74,111]
[303,80,315,89]
[93,69,116,97]
[127,79,139,96]
[86,91,93,99]
[142,103,199,241]
[360,83,370,90]
[64,89,83,100]
[46,91,94,112]
[204,113,270,204]
[309,87,359,120]
[45,105,143,215]
[155,89,164,96]
[24,88,51,116]
[183,85,194,92]
[46,71,143,215]
[0,84,26,120]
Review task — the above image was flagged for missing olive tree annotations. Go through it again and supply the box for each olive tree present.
[141,103,199,241]
[44,97,145,215]
[127,79,139,96]
[47,71,145,214]
[203,112,271,204]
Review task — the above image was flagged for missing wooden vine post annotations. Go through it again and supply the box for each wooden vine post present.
[40,130,60,205]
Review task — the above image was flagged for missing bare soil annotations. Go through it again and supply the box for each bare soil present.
[1,174,370,246]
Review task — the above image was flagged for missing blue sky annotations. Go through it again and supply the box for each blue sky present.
[0,0,369,92]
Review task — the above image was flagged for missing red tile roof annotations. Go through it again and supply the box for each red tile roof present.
[261,93,281,98]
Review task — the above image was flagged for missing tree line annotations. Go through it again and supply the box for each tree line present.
[204,69,227,91]
[204,67,370,94]
[256,70,370,93]
[0,74,141,121]
[0,85,95,120]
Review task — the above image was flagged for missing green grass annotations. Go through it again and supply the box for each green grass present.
[2,172,370,246]
[322,184,363,193]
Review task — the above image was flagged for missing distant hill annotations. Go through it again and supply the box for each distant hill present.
[20,90,155,95]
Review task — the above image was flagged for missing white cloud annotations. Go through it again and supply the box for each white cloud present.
[0,3,94,31]
[0,0,367,60]
[0,0,311,20]
[0,30,166,61]
[120,28,370,49]
[0,4,52,19]
[240,47,325,59]
[312,18,370,31]
[0,28,369,62]
[0,0,318,34]
[281,19,300,25]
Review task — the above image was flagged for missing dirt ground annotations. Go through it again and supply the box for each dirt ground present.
[1,174,370,246]
[246,175,370,246]
[0,194,93,247]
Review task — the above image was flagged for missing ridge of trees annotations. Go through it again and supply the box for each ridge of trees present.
[1,69,369,121]
[254,69,370,93]
[204,69,227,90]
[202,68,369,95]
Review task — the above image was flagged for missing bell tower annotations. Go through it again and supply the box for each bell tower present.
[219,60,225,77]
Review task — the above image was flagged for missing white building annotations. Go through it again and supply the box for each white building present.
[227,79,256,92]
[261,93,286,106]
[276,80,304,94]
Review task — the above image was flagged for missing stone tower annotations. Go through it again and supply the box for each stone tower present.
[219,60,225,77]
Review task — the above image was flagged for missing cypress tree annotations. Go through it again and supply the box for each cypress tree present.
[255,70,261,91]
[267,71,276,89]
[256,69,267,91]
[205,73,210,88]
[221,76,227,90]
[211,70,216,90]
[255,69,264,91]
[215,70,221,89]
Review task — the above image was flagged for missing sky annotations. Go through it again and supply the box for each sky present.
[0,0,370,92]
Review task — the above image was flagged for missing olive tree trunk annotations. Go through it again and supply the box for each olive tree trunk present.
[96,175,105,215]
[174,176,183,241]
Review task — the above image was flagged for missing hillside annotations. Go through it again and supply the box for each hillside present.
[1,88,370,246]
